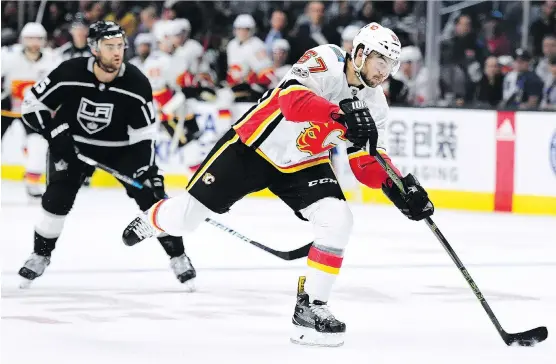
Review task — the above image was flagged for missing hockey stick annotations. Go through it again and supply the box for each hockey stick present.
[76,153,312,261]
[373,152,548,346]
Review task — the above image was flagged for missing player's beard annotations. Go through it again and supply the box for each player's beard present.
[98,56,121,74]
[360,69,383,88]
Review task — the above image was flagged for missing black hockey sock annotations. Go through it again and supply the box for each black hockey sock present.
[157,235,185,258]
[33,231,58,257]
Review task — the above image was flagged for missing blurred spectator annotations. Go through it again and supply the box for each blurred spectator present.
[536,34,556,84]
[530,1,556,57]
[475,56,504,107]
[84,1,104,24]
[1,2,18,31]
[540,55,556,109]
[291,1,341,60]
[341,25,359,54]
[42,3,67,36]
[272,39,291,82]
[357,1,381,24]
[138,5,159,34]
[105,1,138,37]
[482,11,511,56]
[442,14,483,65]
[502,49,544,109]
[439,44,468,106]
[265,10,287,56]
[328,1,355,30]
[381,0,420,46]
[498,55,514,75]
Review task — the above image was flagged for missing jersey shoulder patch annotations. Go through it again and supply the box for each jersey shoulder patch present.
[328,45,346,62]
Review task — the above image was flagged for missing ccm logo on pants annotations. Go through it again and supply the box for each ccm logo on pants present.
[308,178,338,187]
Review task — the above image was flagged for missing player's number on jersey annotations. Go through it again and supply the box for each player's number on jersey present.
[296,50,327,73]
[34,77,51,94]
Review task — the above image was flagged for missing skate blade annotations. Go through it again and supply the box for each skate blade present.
[19,278,33,289]
[182,278,196,293]
[290,324,344,347]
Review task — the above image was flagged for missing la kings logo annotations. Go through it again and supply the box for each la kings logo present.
[77,98,114,134]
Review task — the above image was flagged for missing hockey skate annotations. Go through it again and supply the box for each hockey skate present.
[18,253,50,289]
[122,213,159,246]
[290,276,346,347]
[170,253,196,291]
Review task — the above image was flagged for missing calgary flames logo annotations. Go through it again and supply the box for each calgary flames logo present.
[11,80,36,101]
[296,122,346,155]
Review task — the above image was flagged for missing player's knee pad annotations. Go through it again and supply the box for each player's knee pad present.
[300,197,353,251]
[25,133,48,174]
[35,208,66,239]
[41,181,80,216]
[152,191,212,235]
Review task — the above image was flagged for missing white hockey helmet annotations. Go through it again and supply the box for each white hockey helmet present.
[399,46,422,63]
[351,22,402,86]
[20,22,47,49]
[134,33,153,48]
[272,38,290,53]
[172,18,191,34]
[342,25,360,42]
[20,22,47,43]
[233,14,256,29]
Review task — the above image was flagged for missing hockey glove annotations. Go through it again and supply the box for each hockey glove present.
[382,173,434,221]
[332,99,378,155]
[44,120,79,177]
[135,165,166,200]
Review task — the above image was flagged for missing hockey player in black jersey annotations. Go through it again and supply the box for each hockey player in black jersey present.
[17,21,195,289]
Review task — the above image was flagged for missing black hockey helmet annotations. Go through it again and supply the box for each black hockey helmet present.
[87,21,127,49]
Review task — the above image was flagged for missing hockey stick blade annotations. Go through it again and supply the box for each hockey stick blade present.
[504,326,548,347]
[204,218,312,260]
[372,152,549,347]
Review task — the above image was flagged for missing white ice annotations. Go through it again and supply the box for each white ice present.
[1,181,554,364]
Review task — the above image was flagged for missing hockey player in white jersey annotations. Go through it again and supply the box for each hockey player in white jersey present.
[129,33,153,72]
[1,22,60,198]
[142,23,200,147]
[122,23,434,347]
[271,39,292,83]
[227,14,276,101]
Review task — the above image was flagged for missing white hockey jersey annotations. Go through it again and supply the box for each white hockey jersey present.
[233,44,389,172]
[226,36,274,86]
[1,46,60,114]
[174,38,204,86]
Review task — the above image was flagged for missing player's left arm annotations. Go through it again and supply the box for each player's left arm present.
[348,99,434,221]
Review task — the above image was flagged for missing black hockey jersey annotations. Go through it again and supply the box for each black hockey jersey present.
[22,56,157,147]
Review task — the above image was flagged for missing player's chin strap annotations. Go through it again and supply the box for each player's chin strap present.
[75,153,313,261]
[350,49,372,88]
[372,151,548,347]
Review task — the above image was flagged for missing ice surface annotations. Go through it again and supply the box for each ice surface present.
[1,181,554,364]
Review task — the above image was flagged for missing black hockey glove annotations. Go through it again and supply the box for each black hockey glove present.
[332,99,378,155]
[135,165,166,200]
[382,174,434,221]
[44,120,79,176]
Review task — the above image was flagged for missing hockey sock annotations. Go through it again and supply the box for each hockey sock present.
[157,234,185,258]
[33,209,65,256]
[147,192,212,236]
[305,244,344,302]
